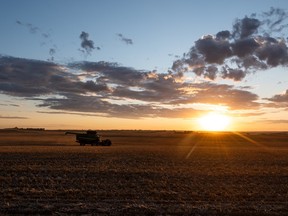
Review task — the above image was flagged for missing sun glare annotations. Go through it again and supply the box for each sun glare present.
[198,112,231,131]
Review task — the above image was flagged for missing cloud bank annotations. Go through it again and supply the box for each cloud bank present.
[0,55,260,118]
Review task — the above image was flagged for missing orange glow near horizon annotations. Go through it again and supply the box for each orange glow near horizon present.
[198,112,231,131]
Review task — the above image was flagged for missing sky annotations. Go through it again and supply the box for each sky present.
[0,0,288,131]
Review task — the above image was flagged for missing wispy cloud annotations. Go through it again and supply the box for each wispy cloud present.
[0,115,28,119]
[117,33,133,45]
[258,119,288,124]
[0,103,19,107]
[16,20,57,61]
[16,20,39,34]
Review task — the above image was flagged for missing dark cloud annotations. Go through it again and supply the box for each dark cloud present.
[0,56,58,96]
[38,93,203,119]
[10,104,19,107]
[16,20,39,34]
[38,111,105,117]
[0,115,28,119]
[195,35,232,64]
[232,38,259,57]
[69,61,146,86]
[16,20,52,39]
[48,48,56,61]
[232,111,265,117]
[117,33,133,45]
[112,76,185,103]
[257,119,288,124]
[69,60,259,110]
[38,109,201,119]
[263,89,288,109]
[0,56,261,118]
[79,31,95,55]
[221,68,246,81]
[216,30,231,40]
[0,102,20,107]
[255,37,288,66]
[69,61,189,104]
[16,20,57,61]
[261,7,288,33]
[232,17,261,39]
[49,48,56,56]
[42,33,50,38]
[266,89,288,103]
[168,54,181,58]
[0,56,109,97]
[171,82,259,110]
[172,7,288,81]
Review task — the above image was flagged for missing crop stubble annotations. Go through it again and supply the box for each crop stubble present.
[0,130,288,215]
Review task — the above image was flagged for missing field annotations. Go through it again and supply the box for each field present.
[0,130,288,215]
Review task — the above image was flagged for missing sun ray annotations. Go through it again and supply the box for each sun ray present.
[231,131,271,151]
[185,144,198,159]
[176,131,202,160]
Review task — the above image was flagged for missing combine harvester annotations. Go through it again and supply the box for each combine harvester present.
[65,130,112,146]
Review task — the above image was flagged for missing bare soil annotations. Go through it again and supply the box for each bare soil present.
[0,130,288,215]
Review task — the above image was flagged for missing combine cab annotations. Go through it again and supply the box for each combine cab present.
[65,130,112,146]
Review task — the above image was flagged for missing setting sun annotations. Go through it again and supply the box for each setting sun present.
[198,112,231,131]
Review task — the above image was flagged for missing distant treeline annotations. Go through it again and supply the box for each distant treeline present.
[13,127,45,131]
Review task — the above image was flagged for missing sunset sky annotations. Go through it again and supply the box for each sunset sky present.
[1,0,288,131]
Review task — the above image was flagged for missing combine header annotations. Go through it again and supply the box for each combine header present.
[65,130,112,146]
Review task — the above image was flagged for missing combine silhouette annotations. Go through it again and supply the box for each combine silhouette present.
[65,130,112,146]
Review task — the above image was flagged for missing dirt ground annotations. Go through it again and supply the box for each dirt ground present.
[0,130,288,215]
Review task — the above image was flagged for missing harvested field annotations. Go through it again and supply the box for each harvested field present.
[0,130,288,215]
